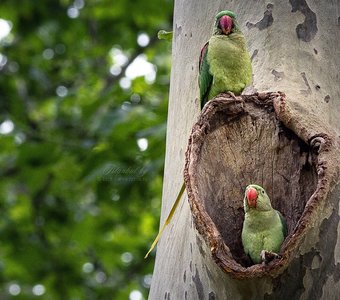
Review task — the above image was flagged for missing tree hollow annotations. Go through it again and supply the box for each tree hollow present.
[184,92,334,279]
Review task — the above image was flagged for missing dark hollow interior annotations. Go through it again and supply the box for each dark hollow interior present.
[194,103,318,267]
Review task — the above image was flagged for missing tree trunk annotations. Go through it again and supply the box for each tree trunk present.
[149,1,340,299]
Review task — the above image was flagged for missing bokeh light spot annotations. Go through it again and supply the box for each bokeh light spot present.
[121,252,134,264]
[137,138,148,152]
[129,290,143,300]
[119,77,131,90]
[32,284,45,296]
[82,262,94,273]
[8,284,21,296]
[110,65,122,76]
[137,33,150,47]
[67,7,79,19]
[56,85,68,97]
[43,48,54,60]
[0,119,14,135]
[0,19,12,41]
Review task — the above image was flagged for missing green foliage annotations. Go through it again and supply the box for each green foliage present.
[0,0,173,298]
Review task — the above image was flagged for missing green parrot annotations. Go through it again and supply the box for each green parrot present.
[241,184,287,264]
[199,10,252,108]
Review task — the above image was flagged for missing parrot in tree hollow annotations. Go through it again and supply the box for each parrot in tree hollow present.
[145,10,252,258]
[241,184,287,264]
[199,10,252,108]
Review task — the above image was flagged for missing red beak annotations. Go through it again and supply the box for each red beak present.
[219,15,233,35]
[246,187,257,208]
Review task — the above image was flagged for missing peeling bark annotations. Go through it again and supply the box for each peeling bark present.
[289,0,318,42]
[149,0,340,299]
[246,3,274,30]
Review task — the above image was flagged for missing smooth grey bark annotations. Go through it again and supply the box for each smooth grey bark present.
[149,1,340,299]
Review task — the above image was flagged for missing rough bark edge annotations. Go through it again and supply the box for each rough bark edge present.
[184,92,340,279]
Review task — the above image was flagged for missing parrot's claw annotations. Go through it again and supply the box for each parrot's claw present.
[260,250,281,264]
[227,91,237,99]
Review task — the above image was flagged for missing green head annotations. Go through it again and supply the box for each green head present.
[214,10,240,35]
[244,184,272,212]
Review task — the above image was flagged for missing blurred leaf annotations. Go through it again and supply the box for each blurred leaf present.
[0,0,172,298]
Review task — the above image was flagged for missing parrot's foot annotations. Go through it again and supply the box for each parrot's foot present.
[260,250,281,264]
[226,91,237,99]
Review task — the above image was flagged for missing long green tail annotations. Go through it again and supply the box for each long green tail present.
[144,182,185,258]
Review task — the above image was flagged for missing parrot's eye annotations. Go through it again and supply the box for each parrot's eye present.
[261,190,265,194]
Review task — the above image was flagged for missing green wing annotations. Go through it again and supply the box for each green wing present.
[199,42,213,109]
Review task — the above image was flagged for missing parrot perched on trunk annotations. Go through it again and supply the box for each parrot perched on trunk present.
[241,184,287,264]
[145,10,252,259]
[199,10,252,108]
